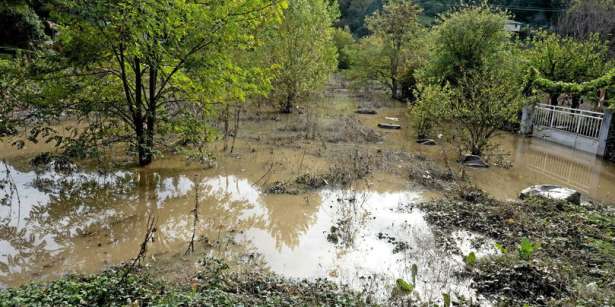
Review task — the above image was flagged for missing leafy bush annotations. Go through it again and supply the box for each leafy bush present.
[409,83,448,139]
[0,259,365,306]
[0,267,161,306]
[518,238,539,261]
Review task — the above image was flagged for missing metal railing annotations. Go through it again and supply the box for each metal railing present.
[533,104,604,139]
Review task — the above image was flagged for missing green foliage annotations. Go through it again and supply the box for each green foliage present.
[409,83,448,139]
[443,292,451,307]
[332,27,355,69]
[525,31,610,104]
[0,267,160,306]
[529,68,615,98]
[336,0,382,37]
[414,5,524,156]
[265,0,338,113]
[517,237,539,261]
[347,0,423,101]
[421,5,511,86]
[464,251,477,267]
[0,1,47,50]
[23,0,286,166]
[495,242,509,254]
[450,68,524,155]
[396,278,414,293]
[0,55,34,137]
[419,62,524,156]
[0,260,364,306]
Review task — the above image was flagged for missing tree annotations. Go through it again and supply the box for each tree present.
[332,27,354,70]
[446,68,523,156]
[336,0,382,37]
[558,0,615,58]
[266,0,338,113]
[421,5,511,86]
[413,5,524,156]
[525,31,609,106]
[0,1,47,52]
[347,0,422,101]
[24,0,286,166]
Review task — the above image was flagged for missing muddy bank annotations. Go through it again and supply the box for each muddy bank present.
[414,188,615,305]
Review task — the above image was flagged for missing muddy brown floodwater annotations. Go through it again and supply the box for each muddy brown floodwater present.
[2,86,615,305]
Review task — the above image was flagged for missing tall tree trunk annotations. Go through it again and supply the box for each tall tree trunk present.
[133,58,152,167]
[143,66,157,166]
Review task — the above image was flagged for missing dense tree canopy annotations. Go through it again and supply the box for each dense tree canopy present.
[336,0,569,37]
[0,1,48,51]
[558,0,615,58]
[525,31,610,106]
[265,0,338,113]
[22,0,287,165]
[347,0,422,101]
[412,5,524,156]
[421,5,512,86]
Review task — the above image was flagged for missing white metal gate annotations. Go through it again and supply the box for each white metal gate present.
[533,104,604,139]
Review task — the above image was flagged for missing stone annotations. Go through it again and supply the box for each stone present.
[519,185,581,205]
[416,139,436,146]
[378,123,401,130]
[356,109,377,115]
[461,154,489,168]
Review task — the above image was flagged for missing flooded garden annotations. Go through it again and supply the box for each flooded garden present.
[1,85,614,306]
[2,1,615,305]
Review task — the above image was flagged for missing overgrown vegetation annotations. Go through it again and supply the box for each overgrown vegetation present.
[2,0,615,306]
[417,188,615,305]
[0,258,364,306]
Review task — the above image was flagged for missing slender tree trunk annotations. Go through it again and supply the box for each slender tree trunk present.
[223,104,230,151]
[143,66,157,166]
[549,93,559,106]
[136,120,150,166]
[133,58,153,167]
[230,103,241,153]
[571,95,581,109]
[282,92,294,113]
[391,78,399,100]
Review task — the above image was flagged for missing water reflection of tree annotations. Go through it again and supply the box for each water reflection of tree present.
[263,194,320,250]
[0,168,161,286]
[0,169,322,286]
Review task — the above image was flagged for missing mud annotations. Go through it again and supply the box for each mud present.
[2,76,615,305]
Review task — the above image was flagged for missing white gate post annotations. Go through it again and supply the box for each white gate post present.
[597,108,613,158]
[520,104,534,135]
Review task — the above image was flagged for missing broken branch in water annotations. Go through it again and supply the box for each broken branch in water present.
[185,182,200,255]
[131,214,157,268]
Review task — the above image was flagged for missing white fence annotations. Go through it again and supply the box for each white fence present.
[533,104,604,139]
